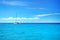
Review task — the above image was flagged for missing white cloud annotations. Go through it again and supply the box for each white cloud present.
[0,13,60,23]
[27,8,47,10]
[0,0,28,6]
[39,8,47,10]
[0,17,39,21]
[36,13,60,17]
[0,13,60,21]
[36,14,51,17]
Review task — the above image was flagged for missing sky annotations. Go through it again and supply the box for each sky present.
[0,0,60,23]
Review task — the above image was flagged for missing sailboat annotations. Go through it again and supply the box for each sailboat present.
[14,13,20,24]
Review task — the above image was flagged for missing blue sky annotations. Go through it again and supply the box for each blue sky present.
[0,0,60,23]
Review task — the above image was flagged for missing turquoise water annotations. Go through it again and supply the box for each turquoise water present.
[0,23,60,40]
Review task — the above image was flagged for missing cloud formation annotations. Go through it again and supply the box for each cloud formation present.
[27,8,47,10]
[0,13,60,23]
[0,0,28,6]
[0,17,39,21]
[36,13,60,17]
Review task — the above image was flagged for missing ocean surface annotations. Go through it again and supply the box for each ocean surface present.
[0,23,60,40]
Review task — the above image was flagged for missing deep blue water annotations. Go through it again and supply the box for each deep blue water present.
[0,23,60,40]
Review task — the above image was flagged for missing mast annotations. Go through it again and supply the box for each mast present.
[16,12,17,22]
[16,13,18,23]
[14,12,20,24]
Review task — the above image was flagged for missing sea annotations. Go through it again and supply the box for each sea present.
[0,23,60,40]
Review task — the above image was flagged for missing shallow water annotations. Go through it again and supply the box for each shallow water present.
[0,23,60,40]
